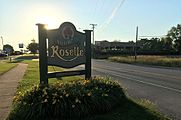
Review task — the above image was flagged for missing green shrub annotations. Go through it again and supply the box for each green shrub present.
[8,77,125,120]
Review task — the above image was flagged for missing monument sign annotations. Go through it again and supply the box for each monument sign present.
[37,22,92,84]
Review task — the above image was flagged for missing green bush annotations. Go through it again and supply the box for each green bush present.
[8,77,126,120]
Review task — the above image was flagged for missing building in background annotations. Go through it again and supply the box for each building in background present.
[95,40,137,52]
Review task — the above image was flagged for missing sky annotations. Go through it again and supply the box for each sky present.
[0,0,181,50]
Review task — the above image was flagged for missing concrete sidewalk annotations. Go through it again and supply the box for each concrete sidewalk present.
[0,63,28,120]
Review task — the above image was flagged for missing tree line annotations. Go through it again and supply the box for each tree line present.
[137,24,181,55]
[92,24,181,58]
[2,24,181,56]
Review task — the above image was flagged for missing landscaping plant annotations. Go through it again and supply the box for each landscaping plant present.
[8,77,126,120]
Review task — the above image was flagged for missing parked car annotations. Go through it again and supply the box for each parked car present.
[12,51,23,55]
[0,53,8,57]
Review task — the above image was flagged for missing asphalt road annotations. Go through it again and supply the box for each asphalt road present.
[92,59,181,120]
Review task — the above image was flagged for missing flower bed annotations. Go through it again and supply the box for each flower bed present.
[8,77,125,120]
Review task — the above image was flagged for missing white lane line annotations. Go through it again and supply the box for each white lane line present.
[93,67,181,93]
[95,64,181,80]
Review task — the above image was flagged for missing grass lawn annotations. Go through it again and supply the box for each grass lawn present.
[90,98,169,120]
[9,59,171,120]
[0,60,17,75]
[17,60,81,93]
[109,55,181,67]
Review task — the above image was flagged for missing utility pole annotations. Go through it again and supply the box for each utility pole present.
[1,36,4,50]
[134,26,138,61]
[90,24,97,44]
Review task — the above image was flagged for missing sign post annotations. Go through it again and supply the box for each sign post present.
[84,30,92,79]
[37,22,92,85]
[36,24,48,84]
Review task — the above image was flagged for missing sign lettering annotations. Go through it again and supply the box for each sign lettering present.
[47,22,86,68]
[50,46,84,61]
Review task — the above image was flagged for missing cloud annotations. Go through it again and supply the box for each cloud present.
[99,0,126,32]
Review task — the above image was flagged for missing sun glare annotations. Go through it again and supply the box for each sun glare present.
[36,16,57,29]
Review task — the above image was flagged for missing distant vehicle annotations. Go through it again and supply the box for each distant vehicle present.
[12,51,23,55]
[0,53,8,57]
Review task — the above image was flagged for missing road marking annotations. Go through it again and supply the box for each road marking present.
[93,67,181,93]
[94,64,181,80]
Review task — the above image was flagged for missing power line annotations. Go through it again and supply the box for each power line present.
[91,0,100,22]
[97,0,107,20]
[90,24,97,44]
[139,35,166,39]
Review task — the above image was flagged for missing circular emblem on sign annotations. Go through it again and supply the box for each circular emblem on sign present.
[62,26,74,40]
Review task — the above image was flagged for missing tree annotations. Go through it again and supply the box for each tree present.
[161,37,173,52]
[149,38,162,51]
[166,24,181,53]
[3,44,14,55]
[27,42,39,55]
[137,38,161,51]
[137,38,168,54]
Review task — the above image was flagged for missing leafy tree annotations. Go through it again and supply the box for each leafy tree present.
[166,24,181,53]
[161,37,173,51]
[27,42,39,55]
[137,38,162,51]
[3,44,14,55]
[149,38,162,51]
[137,38,170,54]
